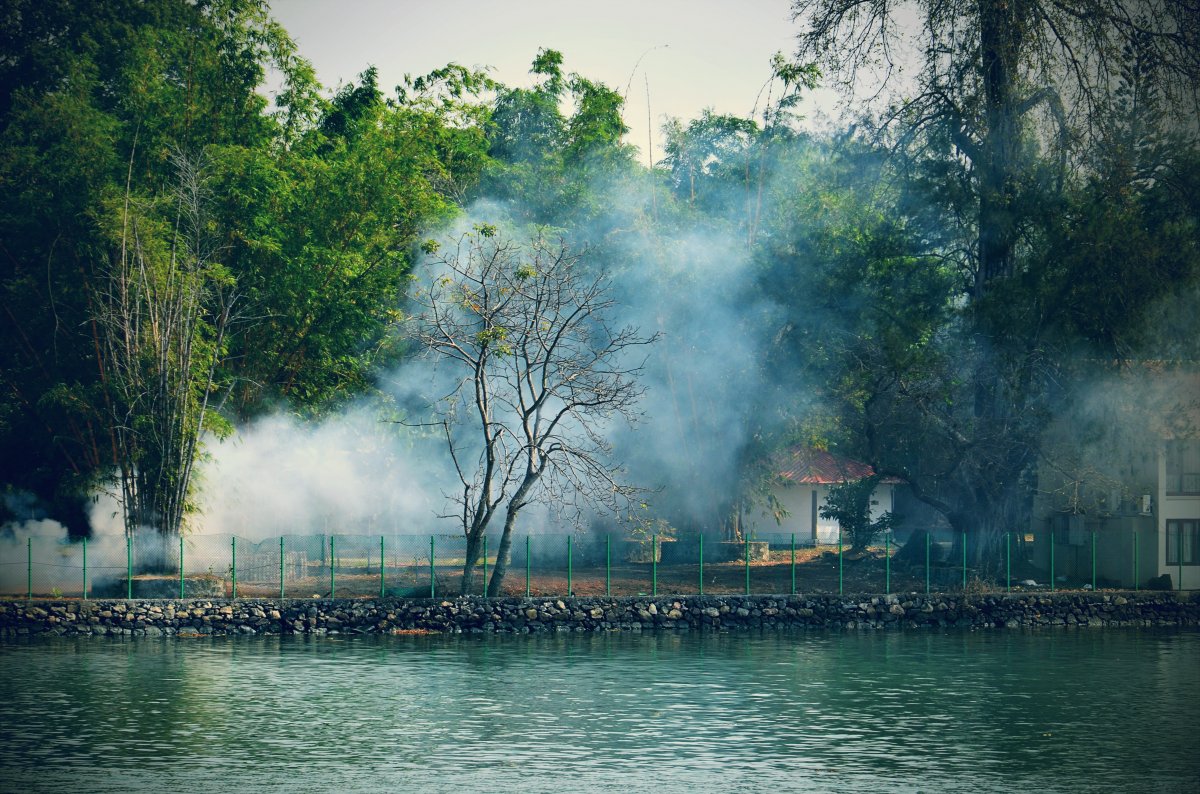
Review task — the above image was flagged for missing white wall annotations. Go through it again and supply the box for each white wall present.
[1158,445,1200,589]
[751,483,895,546]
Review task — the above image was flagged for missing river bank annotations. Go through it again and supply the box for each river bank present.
[3,591,1199,638]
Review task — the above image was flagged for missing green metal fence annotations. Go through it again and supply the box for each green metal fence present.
[0,528,1192,599]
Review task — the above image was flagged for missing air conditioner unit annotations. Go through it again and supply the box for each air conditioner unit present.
[1140,494,1153,515]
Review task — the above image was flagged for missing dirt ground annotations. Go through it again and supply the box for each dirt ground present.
[232,546,994,599]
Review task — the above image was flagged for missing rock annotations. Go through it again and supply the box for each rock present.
[1146,574,1173,591]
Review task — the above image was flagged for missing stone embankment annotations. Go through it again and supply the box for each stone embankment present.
[3,592,1199,638]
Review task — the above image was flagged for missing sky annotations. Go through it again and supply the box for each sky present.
[265,0,842,161]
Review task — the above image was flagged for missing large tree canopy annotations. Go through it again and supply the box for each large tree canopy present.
[0,1,489,533]
[782,0,1200,564]
[1,2,1195,573]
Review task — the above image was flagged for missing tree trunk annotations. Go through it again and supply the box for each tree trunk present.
[486,504,522,597]
[975,0,1027,297]
[459,531,483,596]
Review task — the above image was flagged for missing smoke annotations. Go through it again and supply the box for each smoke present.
[0,492,130,593]
[602,218,783,531]
[195,408,446,539]
[183,145,806,546]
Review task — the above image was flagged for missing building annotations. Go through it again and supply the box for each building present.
[749,446,897,545]
[1032,366,1199,590]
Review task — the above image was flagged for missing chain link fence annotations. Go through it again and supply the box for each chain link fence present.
[0,527,1194,599]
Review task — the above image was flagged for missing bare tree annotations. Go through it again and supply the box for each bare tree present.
[413,227,657,596]
[95,148,237,547]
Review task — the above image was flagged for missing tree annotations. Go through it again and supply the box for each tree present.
[484,49,642,230]
[792,0,1198,294]
[95,149,236,541]
[820,474,895,553]
[788,0,1200,567]
[661,110,760,210]
[0,0,312,531]
[414,228,657,596]
[216,66,471,416]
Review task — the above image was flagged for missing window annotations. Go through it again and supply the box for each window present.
[1166,440,1200,495]
[1166,520,1199,566]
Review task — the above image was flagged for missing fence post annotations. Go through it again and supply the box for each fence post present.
[281,537,286,600]
[651,531,658,597]
[379,535,385,599]
[1050,533,1055,593]
[567,535,572,597]
[330,535,335,599]
[27,537,31,600]
[838,531,843,596]
[232,536,237,600]
[126,535,132,600]
[483,535,489,597]
[82,536,88,600]
[1006,532,1011,593]
[790,533,796,595]
[885,533,890,595]
[925,533,930,595]
[525,535,531,598]
[428,535,434,599]
[1092,530,1097,591]
[1179,527,1184,592]
[606,533,611,597]
[699,534,704,596]
[1133,529,1138,591]
[180,536,185,600]
[744,538,750,596]
[961,531,967,592]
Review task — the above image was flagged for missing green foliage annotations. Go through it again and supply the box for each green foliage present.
[819,476,895,553]
[2,0,1196,560]
[0,0,477,531]
[483,50,639,228]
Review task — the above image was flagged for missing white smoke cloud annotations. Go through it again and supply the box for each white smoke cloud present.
[194,408,446,540]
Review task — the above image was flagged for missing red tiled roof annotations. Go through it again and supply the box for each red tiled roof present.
[774,447,900,484]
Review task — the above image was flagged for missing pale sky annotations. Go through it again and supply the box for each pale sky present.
[265,0,842,162]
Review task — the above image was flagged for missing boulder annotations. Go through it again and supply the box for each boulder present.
[1145,574,1174,591]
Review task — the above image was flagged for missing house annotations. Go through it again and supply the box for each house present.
[749,446,897,545]
[1031,366,1200,590]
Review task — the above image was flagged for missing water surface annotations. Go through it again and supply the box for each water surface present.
[1,629,1197,792]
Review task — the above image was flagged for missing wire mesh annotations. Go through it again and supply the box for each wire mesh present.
[0,527,1190,598]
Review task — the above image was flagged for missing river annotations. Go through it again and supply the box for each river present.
[1,629,1197,792]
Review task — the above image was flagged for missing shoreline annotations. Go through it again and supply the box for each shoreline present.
[3,591,1199,638]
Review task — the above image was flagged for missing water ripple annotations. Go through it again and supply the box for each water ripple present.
[0,629,1198,792]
